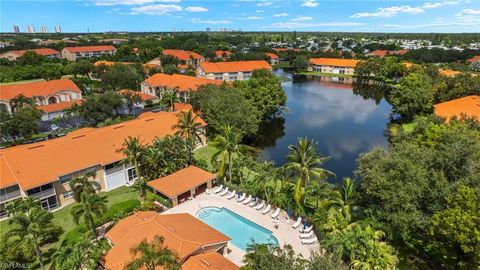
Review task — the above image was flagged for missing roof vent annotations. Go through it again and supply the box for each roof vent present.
[166,226,176,232]
[200,260,211,266]
[144,118,155,122]
[28,144,45,150]
[113,125,125,129]
[71,134,86,139]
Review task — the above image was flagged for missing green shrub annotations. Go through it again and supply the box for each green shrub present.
[63,226,86,246]
[145,191,173,208]
[102,199,141,223]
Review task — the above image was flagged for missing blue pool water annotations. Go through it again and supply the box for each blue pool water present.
[196,207,279,250]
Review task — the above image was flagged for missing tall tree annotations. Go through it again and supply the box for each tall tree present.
[69,172,101,202]
[284,137,335,205]
[174,109,204,163]
[125,236,180,270]
[9,94,36,112]
[120,136,146,197]
[70,192,108,236]
[161,89,180,111]
[390,72,434,120]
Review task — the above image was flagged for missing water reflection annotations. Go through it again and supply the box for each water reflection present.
[259,74,392,182]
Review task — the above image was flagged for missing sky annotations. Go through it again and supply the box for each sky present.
[1,0,480,33]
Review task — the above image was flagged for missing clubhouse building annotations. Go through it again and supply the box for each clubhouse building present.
[308,58,358,75]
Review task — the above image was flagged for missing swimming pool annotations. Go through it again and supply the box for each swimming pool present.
[196,207,279,250]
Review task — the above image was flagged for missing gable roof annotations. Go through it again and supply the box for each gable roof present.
[265,52,279,59]
[199,60,272,73]
[2,48,60,57]
[182,252,239,270]
[467,55,480,63]
[142,73,223,92]
[63,45,116,53]
[117,89,156,101]
[215,50,232,58]
[0,79,81,101]
[37,100,82,113]
[434,95,480,122]
[309,58,358,68]
[147,166,216,198]
[103,212,231,269]
[0,111,206,190]
[162,49,203,61]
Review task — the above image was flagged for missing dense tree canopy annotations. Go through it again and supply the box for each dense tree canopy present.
[390,72,434,120]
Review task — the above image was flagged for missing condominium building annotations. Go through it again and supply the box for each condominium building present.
[308,58,358,75]
[0,111,207,218]
[141,73,223,102]
[0,79,82,120]
[61,45,117,61]
[13,25,20,33]
[0,48,61,61]
[40,26,48,33]
[54,25,61,33]
[26,25,35,33]
[366,49,409,57]
[162,49,204,67]
[196,60,272,81]
[266,52,279,65]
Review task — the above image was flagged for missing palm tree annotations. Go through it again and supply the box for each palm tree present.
[9,94,36,112]
[125,236,180,270]
[70,192,108,236]
[5,198,62,270]
[162,89,180,111]
[210,125,253,182]
[69,172,101,202]
[174,109,204,163]
[283,137,335,205]
[322,177,359,217]
[52,233,103,270]
[350,226,398,270]
[306,181,330,208]
[120,136,146,197]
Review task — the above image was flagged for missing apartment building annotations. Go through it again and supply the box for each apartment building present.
[0,48,61,61]
[366,49,409,57]
[141,73,223,102]
[0,79,83,120]
[162,49,204,67]
[215,50,232,60]
[265,52,279,65]
[308,58,358,75]
[0,111,207,218]
[61,45,117,61]
[196,60,272,81]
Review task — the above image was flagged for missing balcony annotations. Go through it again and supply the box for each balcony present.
[28,188,56,200]
[0,189,21,204]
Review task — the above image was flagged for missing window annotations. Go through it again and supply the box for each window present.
[127,168,138,182]
[63,191,73,200]
[59,174,72,185]
[40,195,58,211]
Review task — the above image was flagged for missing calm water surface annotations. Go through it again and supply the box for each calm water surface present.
[258,71,392,182]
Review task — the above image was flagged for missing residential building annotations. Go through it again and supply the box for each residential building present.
[40,26,48,33]
[99,38,128,45]
[366,49,409,57]
[467,55,480,63]
[265,52,279,65]
[0,48,61,61]
[141,73,223,102]
[148,166,216,206]
[162,49,204,67]
[215,50,232,60]
[26,25,35,33]
[0,79,82,120]
[196,60,272,81]
[61,45,117,61]
[102,211,238,270]
[54,25,61,33]
[0,42,12,49]
[308,58,358,75]
[434,95,480,122]
[0,111,207,217]
[13,25,20,33]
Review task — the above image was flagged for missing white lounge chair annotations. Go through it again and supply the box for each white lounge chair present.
[226,190,236,199]
[243,195,252,204]
[261,204,271,214]
[206,189,211,195]
[299,231,315,239]
[292,217,302,229]
[301,237,318,245]
[299,225,313,233]
[219,187,229,196]
[254,201,265,210]
[213,185,223,193]
[271,208,280,219]
[237,193,246,202]
[249,199,257,207]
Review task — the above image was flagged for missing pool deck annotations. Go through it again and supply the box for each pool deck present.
[163,192,320,266]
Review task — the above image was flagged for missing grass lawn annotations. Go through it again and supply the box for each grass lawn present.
[194,143,219,170]
[296,71,355,78]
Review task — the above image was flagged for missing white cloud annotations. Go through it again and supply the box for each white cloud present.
[351,1,467,18]
[130,4,182,15]
[246,16,262,19]
[291,16,313,21]
[456,9,480,16]
[256,10,264,13]
[301,0,318,7]
[269,21,365,29]
[191,18,232,24]
[185,6,208,12]
[92,0,179,6]
[273,12,288,17]
[256,1,273,7]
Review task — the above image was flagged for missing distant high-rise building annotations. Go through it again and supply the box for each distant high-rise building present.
[13,25,20,33]
[41,26,48,33]
[26,25,35,33]
[55,25,61,33]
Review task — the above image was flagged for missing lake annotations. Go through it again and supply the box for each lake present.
[257,71,392,182]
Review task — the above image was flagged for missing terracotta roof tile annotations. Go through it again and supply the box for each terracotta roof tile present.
[0,111,206,190]
[199,60,272,73]
[215,50,232,58]
[37,100,82,113]
[117,89,156,101]
[434,95,480,122]
[265,53,279,59]
[182,252,239,270]
[162,49,202,61]
[439,69,461,77]
[0,79,81,101]
[467,55,480,63]
[147,166,216,198]
[309,58,358,68]
[173,103,193,111]
[103,212,230,270]
[3,48,59,57]
[63,45,116,53]
[142,73,223,92]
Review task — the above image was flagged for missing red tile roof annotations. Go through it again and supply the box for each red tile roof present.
[309,58,358,68]
[174,103,193,111]
[367,49,409,57]
[37,100,82,113]
[439,69,461,77]
[199,60,272,73]
[182,252,239,270]
[467,55,480,63]
[142,73,223,92]
[434,95,480,122]
[4,48,60,57]
[273,48,300,52]
[147,166,216,198]
[0,79,81,101]
[162,49,202,61]
[215,50,232,58]
[0,111,206,189]
[117,89,156,101]
[103,212,231,270]
[265,52,279,59]
[63,45,116,53]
